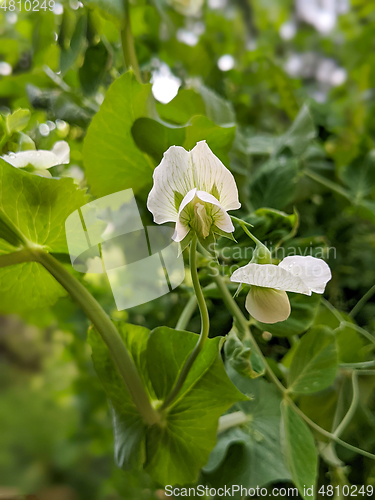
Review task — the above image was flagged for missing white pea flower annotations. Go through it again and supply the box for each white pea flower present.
[230,255,332,324]
[2,141,70,175]
[167,0,204,16]
[147,141,240,243]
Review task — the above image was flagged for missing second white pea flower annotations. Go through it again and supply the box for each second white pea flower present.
[230,256,332,324]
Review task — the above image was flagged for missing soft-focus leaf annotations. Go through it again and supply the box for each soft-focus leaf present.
[79,42,109,95]
[5,109,31,135]
[249,157,299,210]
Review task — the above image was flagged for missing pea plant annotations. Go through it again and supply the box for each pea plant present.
[0,0,375,498]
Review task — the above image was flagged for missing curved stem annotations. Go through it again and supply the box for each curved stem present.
[350,283,375,318]
[32,249,160,426]
[289,398,375,460]
[176,294,197,331]
[333,371,359,439]
[161,234,210,410]
[121,0,142,82]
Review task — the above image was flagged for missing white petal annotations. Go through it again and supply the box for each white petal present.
[147,141,240,226]
[147,145,194,224]
[1,141,70,170]
[51,141,70,164]
[173,188,197,242]
[196,190,234,233]
[245,287,291,324]
[230,263,311,295]
[278,256,331,294]
[190,141,241,211]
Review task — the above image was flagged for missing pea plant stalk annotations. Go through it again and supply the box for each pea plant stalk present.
[1,222,375,464]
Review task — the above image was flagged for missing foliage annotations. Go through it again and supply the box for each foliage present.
[0,1,375,499]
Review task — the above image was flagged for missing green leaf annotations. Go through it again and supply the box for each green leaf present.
[246,105,316,158]
[199,85,236,126]
[5,109,31,135]
[89,324,247,485]
[256,293,321,337]
[132,114,236,165]
[131,117,185,163]
[339,152,375,201]
[278,104,316,157]
[183,115,236,165]
[0,159,88,313]
[249,157,299,210]
[288,326,338,394]
[203,377,291,495]
[79,41,109,95]
[146,326,223,401]
[83,71,155,197]
[60,15,87,74]
[89,323,150,470]
[281,400,318,499]
[156,88,205,125]
[83,0,125,23]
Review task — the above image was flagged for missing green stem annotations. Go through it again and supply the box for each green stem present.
[340,360,375,369]
[176,294,197,331]
[161,234,210,410]
[230,215,261,246]
[332,371,359,439]
[32,249,160,426]
[349,283,375,318]
[120,0,142,83]
[305,169,351,201]
[0,248,35,268]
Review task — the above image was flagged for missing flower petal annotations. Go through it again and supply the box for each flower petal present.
[2,141,70,170]
[245,287,291,324]
[278,256,331,294]
[51,141,70,164]
[230,263,311,295]
[147,145,194,224]
[196,190,234,233]
[190,141,241,211]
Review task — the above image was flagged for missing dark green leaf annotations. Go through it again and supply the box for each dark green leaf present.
[79,42,109,95]
[249,157,299,210]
